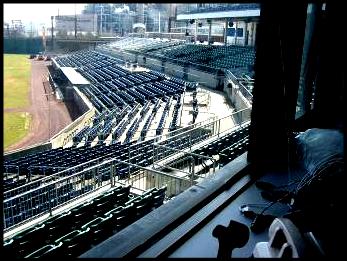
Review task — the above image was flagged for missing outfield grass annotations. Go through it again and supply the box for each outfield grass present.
[4,54,31,109]
[4,112,31,149]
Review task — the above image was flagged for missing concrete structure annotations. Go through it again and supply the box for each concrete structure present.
[175,3,260,46]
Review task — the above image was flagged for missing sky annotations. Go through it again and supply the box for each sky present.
[4,4,87,28]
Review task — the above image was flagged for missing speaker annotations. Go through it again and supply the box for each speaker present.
[228,21,234,27]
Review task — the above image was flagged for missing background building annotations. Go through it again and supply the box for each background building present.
[54,14,97,37]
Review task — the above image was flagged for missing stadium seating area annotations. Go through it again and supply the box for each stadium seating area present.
[3,122,249,229]
[151,44,255,73]
[193,123,250,167]
[99,38,255,78]
[4,185,167,258]
[54,50,188,146]
[4,140,152,193]
[3,42,251,243]
[55,50,185,109]
[107,37,184,53]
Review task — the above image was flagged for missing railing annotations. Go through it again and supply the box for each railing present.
[153,144,217,181]
[225,69,253,102]
[3,158,188,231]
[3,158,104,200]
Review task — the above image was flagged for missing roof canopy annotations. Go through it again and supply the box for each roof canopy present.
[60,67,90,85]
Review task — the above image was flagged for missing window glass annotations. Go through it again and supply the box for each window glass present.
[295,3,318,118]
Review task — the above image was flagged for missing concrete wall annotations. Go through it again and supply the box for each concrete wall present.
[188,67,219,89]
[50,86,95,148]
[164,61,185,78]
[145,170,191,197]
[141,55,164,72]
[226,20,258,47]
[4,143,52,161]
[224,78,251,113]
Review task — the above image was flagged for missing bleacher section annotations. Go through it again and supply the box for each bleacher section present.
[151,44,255,76]
[3,185,166,258]
[107,37,184,53]
[102,38,255,78]
[54,50,187,145]
[3,121,249,229]
[3,42,251,256]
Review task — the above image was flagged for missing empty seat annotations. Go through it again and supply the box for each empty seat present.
[54,228,92,257]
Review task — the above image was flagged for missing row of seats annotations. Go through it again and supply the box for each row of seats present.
[156,97,172,135]
[4,186,167,258]
[193,123,250,166]
[143,43,255,74]
[155,124,249,176]
[107,37,184,53]
[169,100,182,132]
[124,118,140,143]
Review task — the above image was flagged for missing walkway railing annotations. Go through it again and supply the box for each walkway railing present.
[3,158,188,231]
[225,69,253,102]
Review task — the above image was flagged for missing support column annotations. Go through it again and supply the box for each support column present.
[245,21,249,46]
[224,19,228,45]
[195,20,198,43]
[234,21,238,45]
[252,22,257,46]
[208,19,212,45]
[250,21,254,47]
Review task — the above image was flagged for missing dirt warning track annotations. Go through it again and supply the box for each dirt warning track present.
[5,60,73,152]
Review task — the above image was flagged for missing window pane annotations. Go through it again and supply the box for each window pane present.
[296,3,318,119]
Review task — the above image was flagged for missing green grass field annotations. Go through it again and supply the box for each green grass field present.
[4,112,31,149]
[4,54,31,109]
[4,54,32,150]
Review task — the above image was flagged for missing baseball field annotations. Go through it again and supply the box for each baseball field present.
[4,54,32,150]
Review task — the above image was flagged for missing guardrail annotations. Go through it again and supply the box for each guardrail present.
[225,69,253,102]
[153,144,217,181]
[3,158,188,231]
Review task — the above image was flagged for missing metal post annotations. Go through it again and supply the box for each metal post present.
[158,11,161,33]
[92,167,96,189]
[48,188,53,216]
[235,21,238,45]
[189,132,192,151]
[48,95,50,140]
[190,156,195,186]
[218,119,221,137]
[152,143,155,168]
[110,162,114,187]
[74,4,77,39]
[208,19,212,45]
[51,16,54,50]
[195,20,198,43]
[224,19,228,46]
[128,145,131,176]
